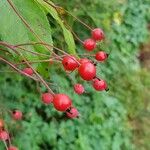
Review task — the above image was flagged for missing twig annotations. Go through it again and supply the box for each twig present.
[6,0,57,57]
[42,0,92,30]
[0,56,39,81]
[19,54,55,95]
[16,46,50,57]
[15,42,80,65]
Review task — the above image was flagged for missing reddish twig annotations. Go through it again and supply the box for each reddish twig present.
[15,46,50,57]
[15,42,80,65]
[19,54,55,95]
[0,56,39,81]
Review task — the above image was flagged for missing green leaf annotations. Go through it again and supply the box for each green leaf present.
[13,0,53,54]
[0,0,33,57]
[0,0,52,59]
[36,0,77,55]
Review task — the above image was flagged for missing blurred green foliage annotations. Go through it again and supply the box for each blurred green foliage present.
[0,0,150,150]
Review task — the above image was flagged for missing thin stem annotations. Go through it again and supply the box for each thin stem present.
[0,56,39,81]
[64,22,84,43]
[15,54,64,65]
[65,10,92,31]
[2,140,8,150]
[15,42,67,55]
[16,59,61,65]
[0,48,11,54]
[6,0,57,56]
[16,46,50,57]
[19,55,55,95]
[42,0,92,30]
[15,42,80,65]
[0,41,57,58]
[0,41,19,54]
[0,41,72,95]
[78,53,95,57]
[4,128,12,146]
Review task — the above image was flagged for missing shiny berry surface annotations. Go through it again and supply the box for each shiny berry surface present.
[83,38,96,51]
[0,130,9,141]
[66,107,79,118]
[78,62,96,81]
[74,84,84,95]
[79,58,91,64]
[95,51,108,61]
[22,68,33,76]
[42,93,53,104]
[12,110,22,120]
[92,28,105,41]
[53,94,72,112]
[62,56,79,71]
[93,79,107,91]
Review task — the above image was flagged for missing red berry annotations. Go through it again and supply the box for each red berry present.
[62,56,79,71]
[0,130,9,141]
[79,58,91,64]
[93,79,107,91]
[66,107,79,118]
[12,110,22,120]
[41,93,53,104]
[95,51,108,62]
[83,38,96,51]
[8,146,18,150]
[22,68,33,76]
[53,94,72,112]
[74,84,84,95]
[78,62,96,81]
[92,28,105,41]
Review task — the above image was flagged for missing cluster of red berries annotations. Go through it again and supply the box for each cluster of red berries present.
[20,28,108,119]
[38,28,108,119]
[0,28,109,149]
[19,28,108,119]
[41,93,79,118]
[62,28,108,92]
[0,115,22,150]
